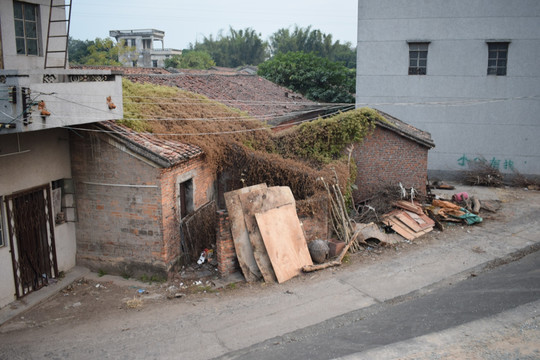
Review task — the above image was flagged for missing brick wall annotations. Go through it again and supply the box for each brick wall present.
[71,132,215,277]
[71,132,165,276]
[215,210,238,276]
[353,126,429,202]
[159,156,215,268]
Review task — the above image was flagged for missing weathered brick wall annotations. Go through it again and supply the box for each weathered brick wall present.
[353,127,429,202]
[159,156,216,268]
[71,131,217,276]
[215,210,238,276]
[71,132,165,276]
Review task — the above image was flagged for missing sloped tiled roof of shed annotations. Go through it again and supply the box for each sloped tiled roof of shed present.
[375,110,435,148]
[97,121,203,168]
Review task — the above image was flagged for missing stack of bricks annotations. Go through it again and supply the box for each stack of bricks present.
[215,210,238,276]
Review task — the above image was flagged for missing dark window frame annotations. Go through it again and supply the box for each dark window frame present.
[0,196,5,247]
[487,42,509,76]
[408,42,429,75]
[178,179,194,220]
[13,1,40,56]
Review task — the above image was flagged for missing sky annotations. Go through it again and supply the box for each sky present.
[69,0,358,50]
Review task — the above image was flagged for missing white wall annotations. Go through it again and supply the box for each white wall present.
[0,0,65,70]
[0,128,76,308]
[356,0,540,177]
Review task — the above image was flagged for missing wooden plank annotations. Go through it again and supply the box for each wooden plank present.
[239,186,295,283]
[405,211,435,229]
[255,204,313,283]
[395,212,424,232]
[224,184,267,282]
[382,217,416,241]
[394,200,424,215]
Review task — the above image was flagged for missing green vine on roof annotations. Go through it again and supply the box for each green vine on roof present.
[273,108,380,164]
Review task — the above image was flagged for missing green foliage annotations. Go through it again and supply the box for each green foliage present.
[191,27,267,67]
[269,26,356,68]
[274,108,380,164]
[68,37,134,66]
[164,51,216,69]
[258,51,355,103]
[119,78,178,132]
[68,37,93,64]
[98,269,107,277]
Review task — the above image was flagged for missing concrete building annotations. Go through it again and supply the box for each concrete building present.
[356,0,540,179]
[109,29,182,68]
[0,0,122,308]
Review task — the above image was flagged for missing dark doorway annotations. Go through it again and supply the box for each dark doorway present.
[5,185,58,298]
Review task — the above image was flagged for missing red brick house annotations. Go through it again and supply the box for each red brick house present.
[70,121,215,276]
[352,110,435,202]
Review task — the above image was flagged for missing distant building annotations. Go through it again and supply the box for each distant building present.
[356,0,540,178]
[109,29,182,68]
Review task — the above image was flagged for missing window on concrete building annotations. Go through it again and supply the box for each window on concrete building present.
[487,42,509,76]
[14,1,40,56]
[408,42,429,75]
[152,60,158,68]
[179,179,194,219]
[142,39,151,49]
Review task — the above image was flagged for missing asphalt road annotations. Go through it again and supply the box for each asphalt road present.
[217,249,540,360]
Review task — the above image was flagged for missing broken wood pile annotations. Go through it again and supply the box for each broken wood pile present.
[224,184,313,284]
[381,200,435,241]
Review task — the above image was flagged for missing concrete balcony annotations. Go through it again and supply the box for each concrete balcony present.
[0,69,123,134]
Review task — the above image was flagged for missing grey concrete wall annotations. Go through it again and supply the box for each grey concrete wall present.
[0,0,65,70]
[356,0,540,177]
[0,128,76,308]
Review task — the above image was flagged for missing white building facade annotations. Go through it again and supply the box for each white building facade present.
[0,0,122,308]
[356,0,540,178]
[109,29,182,68]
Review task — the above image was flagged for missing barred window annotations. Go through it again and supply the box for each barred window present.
[14,1,40,56]
[487,42,509,76]
[408,42,428,75]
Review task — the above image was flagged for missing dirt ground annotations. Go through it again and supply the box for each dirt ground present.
[0,186,526,334]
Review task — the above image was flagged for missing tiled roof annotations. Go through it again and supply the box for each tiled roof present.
[72,65,334,124]
[125,72,320,124]
[375,110,435,148]
[97,121,203,168]
[70,65,172,75]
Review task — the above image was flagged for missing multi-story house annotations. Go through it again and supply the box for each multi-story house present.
[356,0,540,179]
[0,0,123,307]
[109,29,182,68]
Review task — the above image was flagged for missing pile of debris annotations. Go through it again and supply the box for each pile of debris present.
[224,181,502,281]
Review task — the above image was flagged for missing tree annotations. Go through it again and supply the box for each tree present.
[258,51,355,103]
[269,26,356,68]
[68,37,93,64]
[68,37,134,66]
[164,51,215,69]
[191,27,267,67]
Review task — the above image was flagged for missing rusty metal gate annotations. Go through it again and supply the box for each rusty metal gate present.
[5,184,59,298]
